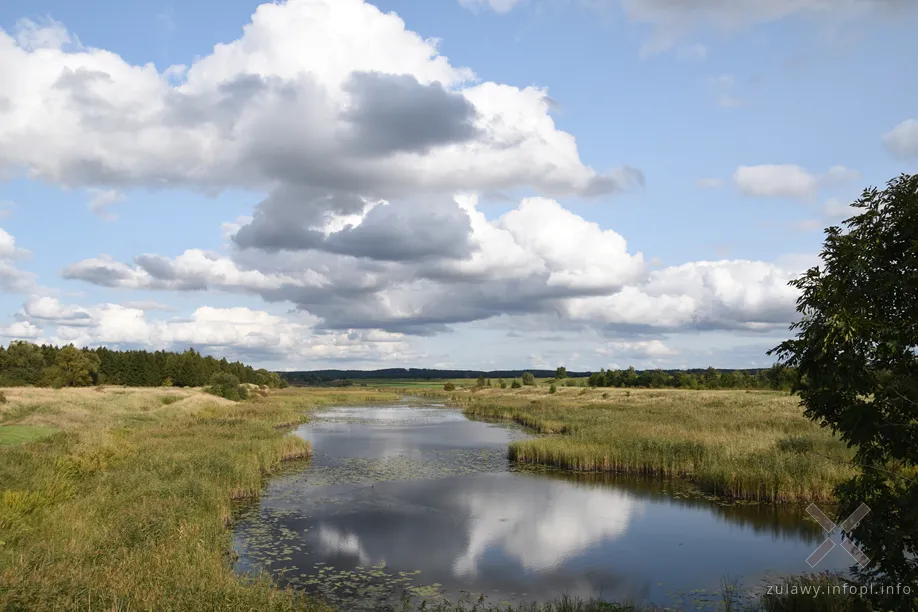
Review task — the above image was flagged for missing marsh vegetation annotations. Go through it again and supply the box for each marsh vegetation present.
[0,386,394,610]
[448,387,854,503]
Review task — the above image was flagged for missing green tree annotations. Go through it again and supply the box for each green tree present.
[443,382,456,391]
[521,371,535,386]
[511,379,522,389]
[44,345,99,387]
[498,378,507,389]
[476,375,486,388]
[555,366,567,379]
[549,383,557,394]
[205,372,249,401]
[770,174,918,604]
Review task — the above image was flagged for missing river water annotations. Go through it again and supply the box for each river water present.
[232,403,849,610]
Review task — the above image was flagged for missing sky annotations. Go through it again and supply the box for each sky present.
[0,0,916,372]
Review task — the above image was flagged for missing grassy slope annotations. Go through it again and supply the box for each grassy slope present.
[444,386,855,503]
[0,386,396,611]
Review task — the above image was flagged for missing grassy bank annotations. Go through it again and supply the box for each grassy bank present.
[0,386,396,611]
[447,387,854,503]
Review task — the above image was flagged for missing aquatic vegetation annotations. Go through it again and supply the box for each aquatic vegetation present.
[449,388,854,503]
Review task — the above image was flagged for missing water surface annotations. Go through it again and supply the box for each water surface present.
[233,404,849,609]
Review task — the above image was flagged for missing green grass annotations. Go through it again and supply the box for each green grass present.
[0,425,59,446]
[445,386,855,503]
[0,386,395,611]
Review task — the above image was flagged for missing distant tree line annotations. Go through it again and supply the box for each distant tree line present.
[283,365,796,390]
[587,365,797,390]
[280,368,592,385]
[0,341,286,389]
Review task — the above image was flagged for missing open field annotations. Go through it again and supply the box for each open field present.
[0,386,397,611]
[439,386,855,503]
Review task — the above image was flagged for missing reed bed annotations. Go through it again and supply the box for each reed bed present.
[452,387,854,503]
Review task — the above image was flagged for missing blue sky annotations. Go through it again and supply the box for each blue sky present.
[0,0,915,371]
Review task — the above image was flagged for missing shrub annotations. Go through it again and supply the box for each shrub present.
[0,390,6,404]
[443,382,456,391]
[521,372,535,385]
[549,384,557,394]
[511,380,522,389]
[204,373,249,402]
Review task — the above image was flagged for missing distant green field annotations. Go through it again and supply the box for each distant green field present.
[0,425,59,446]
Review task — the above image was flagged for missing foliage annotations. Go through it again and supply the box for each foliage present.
[0,342,284,389]
[0,390,5,404]
[549,384,557,394]
[587,365,796,390]
[498,378,507,389]
[521,372,535,386]
[444,382,456,391]
[205,372,249,402]
[769,173,918,604]
[476,375,487,388]
[40,345,100,388]
[555,367,567,379]
[511,380,522,389]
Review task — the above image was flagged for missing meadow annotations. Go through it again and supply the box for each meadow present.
[441,385,855,503]
[0,385,396,611]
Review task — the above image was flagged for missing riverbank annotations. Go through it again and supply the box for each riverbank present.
[441,386,854,503]
[0,386,395,610]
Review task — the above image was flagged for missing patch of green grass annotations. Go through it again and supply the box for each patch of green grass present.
[444,387,854,503]
[0,425,59,447]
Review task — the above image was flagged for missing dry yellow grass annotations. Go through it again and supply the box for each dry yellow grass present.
[444,386,855,503]
[0,386,396,611]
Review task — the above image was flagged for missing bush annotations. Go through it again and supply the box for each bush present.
[549,384,557,394]
[444,382,456,391]
[511,380,522,389]
[204,373,249,402]
[521,372,535,386]
[0,390,6,404]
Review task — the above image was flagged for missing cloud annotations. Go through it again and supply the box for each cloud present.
[458,0,525,13]
[0,320,41,339]
[0,227,34,292]
[122,300,178,312]
[734,165,819,198]
[62,195,808,338]
[88,188,124,220]
[883,119,918,159]
[696,177,723,189]
[66,195,652,335]
[0,1,631,205]
[619,0,909,54]
[563,259,801,332]
[595,339,676,358]
[12,296,416,364]
[733,164,859,199]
